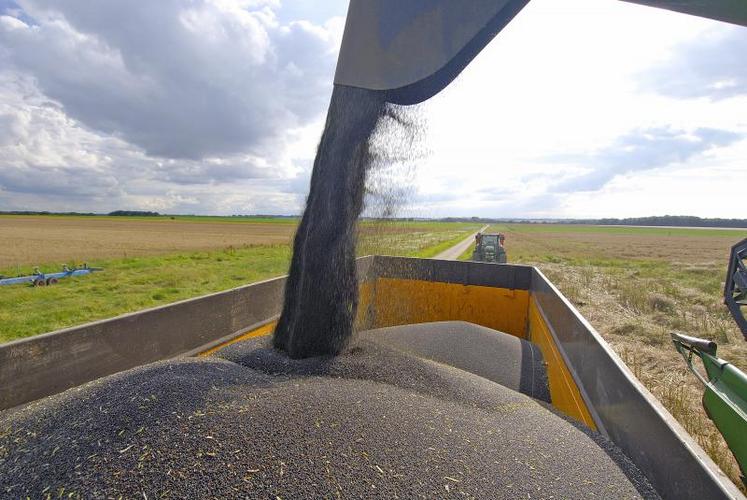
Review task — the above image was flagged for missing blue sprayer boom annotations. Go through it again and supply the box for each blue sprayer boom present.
[0,264,102,287]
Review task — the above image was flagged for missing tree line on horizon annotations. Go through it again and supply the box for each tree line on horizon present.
[0,211,745,228]
[429,215,747,228]
[566,215,747,229]
[0,210,160,217]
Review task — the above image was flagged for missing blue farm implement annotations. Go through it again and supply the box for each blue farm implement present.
[0,264,102,287]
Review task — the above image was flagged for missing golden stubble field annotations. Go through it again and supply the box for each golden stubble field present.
[486,223,747,489]
[496,224,739,263]
[0,216,296,268]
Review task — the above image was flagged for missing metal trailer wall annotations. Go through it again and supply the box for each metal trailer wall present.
[0,256,741,498]
[0,275,286,411]
[530,268,742,500]
[0,257,378,412]
[367,257,741,498]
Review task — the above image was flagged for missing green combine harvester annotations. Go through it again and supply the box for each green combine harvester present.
[672,238,747,483]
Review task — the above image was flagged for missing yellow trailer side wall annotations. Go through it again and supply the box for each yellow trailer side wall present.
[198,281,380,357]
[528,298,596,429]
[198,321,277,357]
[199,277,595,429]
[367,278,529,338]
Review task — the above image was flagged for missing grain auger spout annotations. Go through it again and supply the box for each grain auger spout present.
[334,0,747,106]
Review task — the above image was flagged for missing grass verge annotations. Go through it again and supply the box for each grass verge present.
[0,222,478,343]
[0,245,291,343]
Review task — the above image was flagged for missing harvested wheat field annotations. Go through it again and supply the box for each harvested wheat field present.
[468,223,747,490]
[0,215,297,268]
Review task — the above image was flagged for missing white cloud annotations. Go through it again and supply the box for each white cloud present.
[637,26,747,100]
[0,0,343,213]
[0,69,323,214]
[410,0,747,218]
[0,0,745,218]
[0,0,343,159]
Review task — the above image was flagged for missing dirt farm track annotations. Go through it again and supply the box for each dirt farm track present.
[0,216,296,268]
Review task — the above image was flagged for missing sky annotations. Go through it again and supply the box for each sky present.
[0,0,745,219]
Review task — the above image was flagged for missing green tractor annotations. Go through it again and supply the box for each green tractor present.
[471,232,507,264]
[672,238,747,483]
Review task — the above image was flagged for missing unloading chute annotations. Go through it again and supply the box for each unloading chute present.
[334,0,747,105]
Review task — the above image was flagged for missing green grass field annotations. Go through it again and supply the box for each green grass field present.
[0,245,291,342]
[0,218,478,343]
